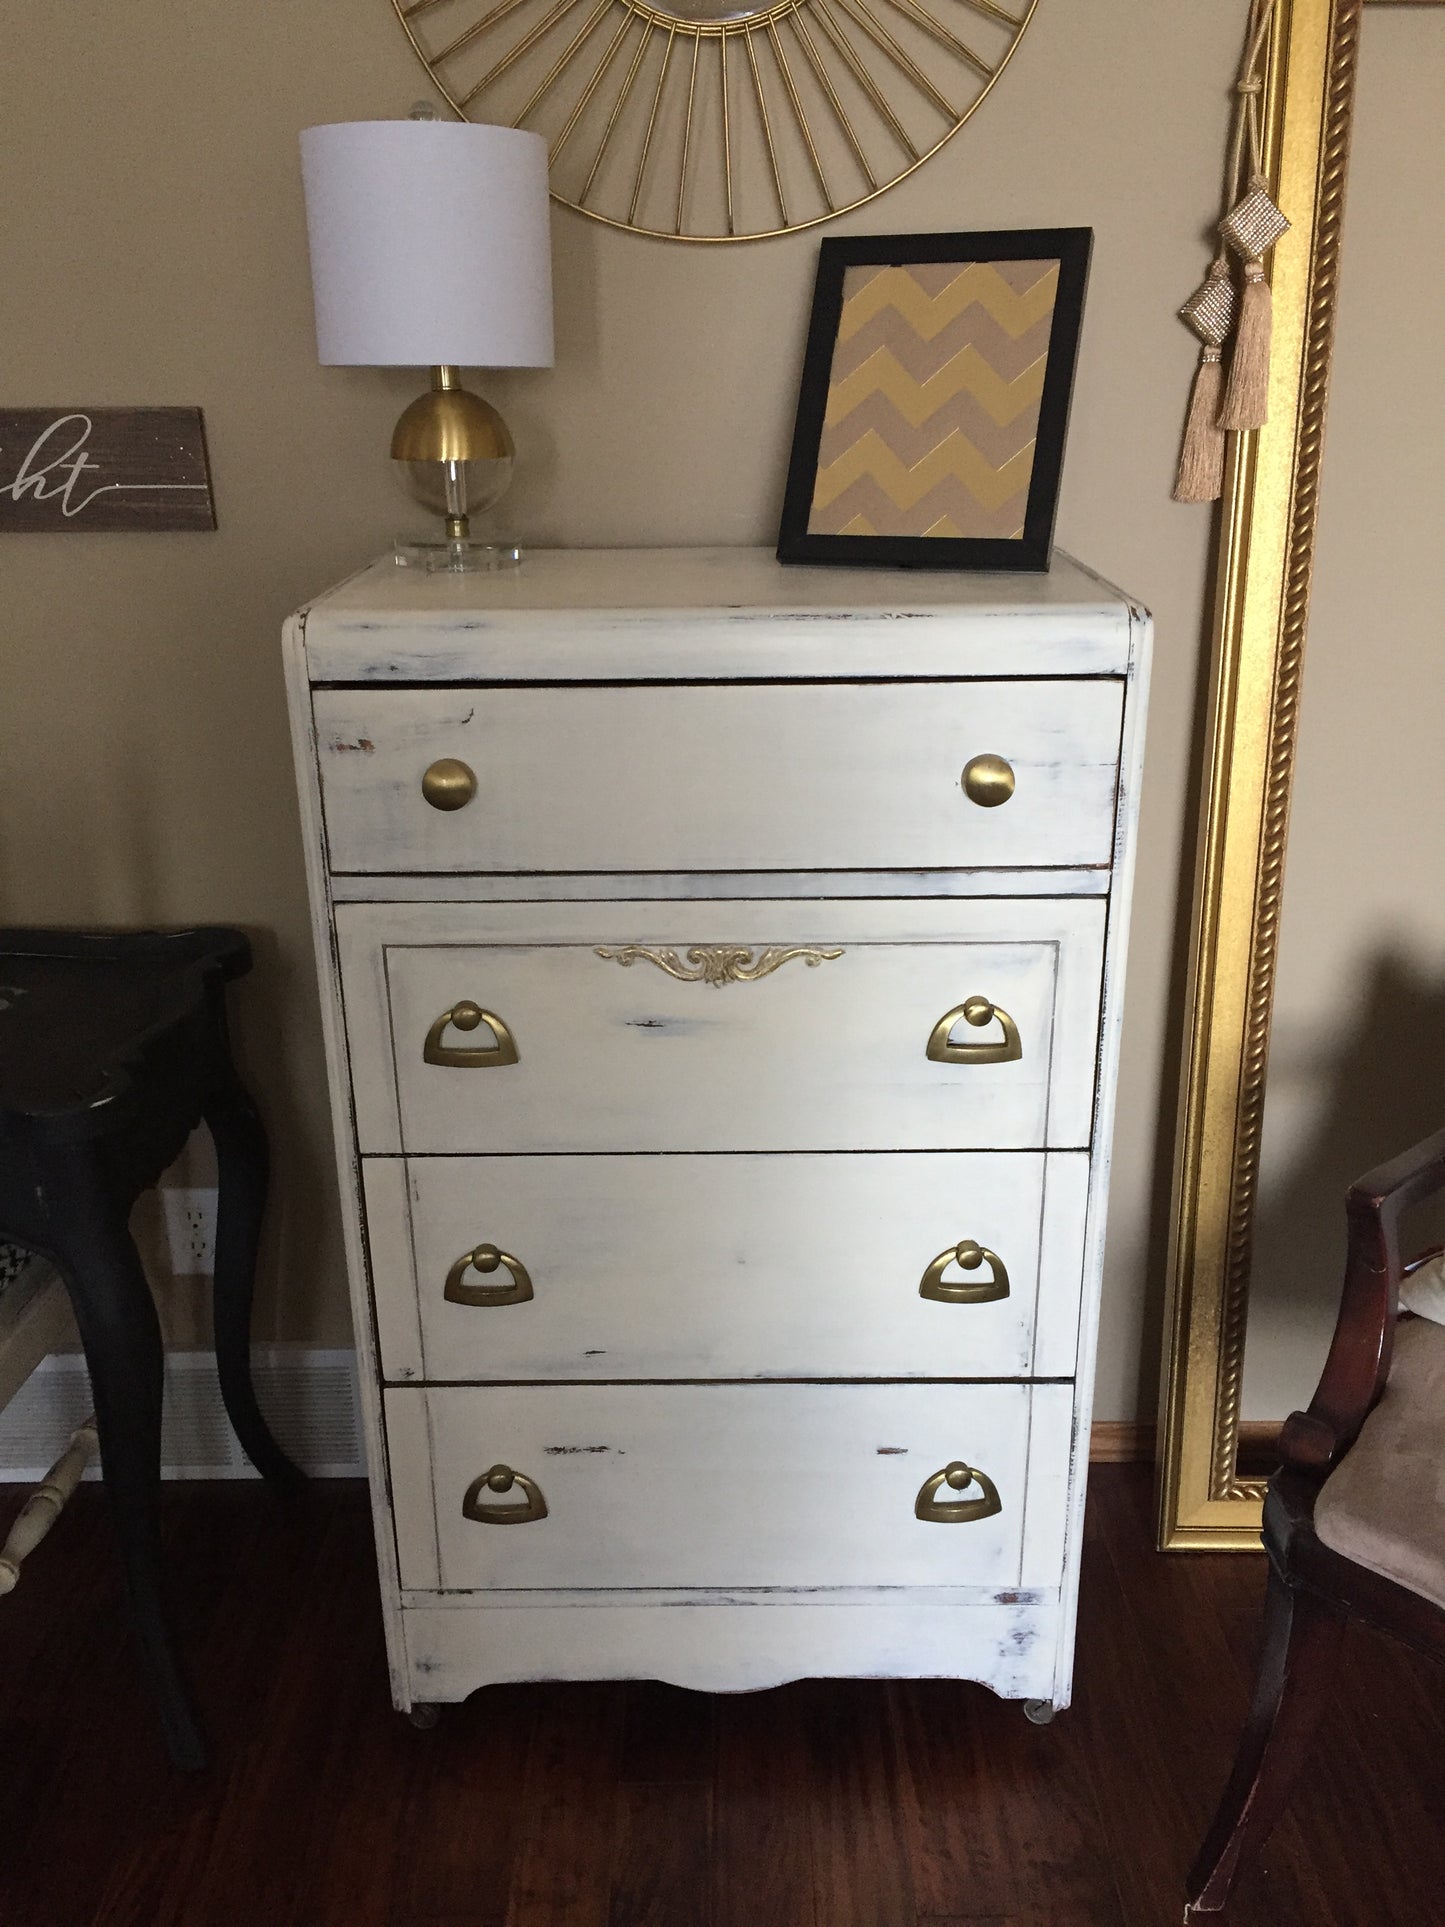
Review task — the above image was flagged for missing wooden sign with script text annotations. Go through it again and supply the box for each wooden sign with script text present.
[0,408,216,531]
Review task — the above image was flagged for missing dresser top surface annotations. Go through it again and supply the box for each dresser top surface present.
[295,546,1146,683]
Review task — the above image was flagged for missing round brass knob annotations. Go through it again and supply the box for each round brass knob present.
[449,1001,484,1032]
[961,754,1015,808]
[422,758,477,811]
[961,996,996,1028]
[944,1462,973,1491]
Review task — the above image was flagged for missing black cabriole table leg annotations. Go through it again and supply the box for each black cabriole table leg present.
[0,925,302,1770]
[204,1041,303,1490]
[42,1147,208,1772]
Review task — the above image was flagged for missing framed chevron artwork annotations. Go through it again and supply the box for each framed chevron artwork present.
[777,228,1090,572]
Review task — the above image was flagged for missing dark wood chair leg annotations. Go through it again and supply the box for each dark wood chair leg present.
[1185,1562,1346,1916]
[44,1159,208,1772]
[203,1061,304,1490]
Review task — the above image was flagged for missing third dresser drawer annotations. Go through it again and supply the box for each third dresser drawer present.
[365,1150,1090,1383]
[338,899,1106,1155]
[313,681,1124,875]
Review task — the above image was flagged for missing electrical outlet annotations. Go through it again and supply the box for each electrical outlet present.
[161,1187,218,1275]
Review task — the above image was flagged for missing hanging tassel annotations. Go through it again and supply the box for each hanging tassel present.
[1171,0,1287,502]
[1220,173,1290,264]
[1178,254,1237,347]
[1219,260,1271,429]
[1173,346,1227,502]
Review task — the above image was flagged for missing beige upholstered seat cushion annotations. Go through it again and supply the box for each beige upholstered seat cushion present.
[1315,1316,1445,1610]
[1401,1250,1445,1325]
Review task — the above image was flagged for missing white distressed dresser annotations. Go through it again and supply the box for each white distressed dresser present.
[284,547,1150,1724]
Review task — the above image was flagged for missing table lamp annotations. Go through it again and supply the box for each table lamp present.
[300,116,554,571]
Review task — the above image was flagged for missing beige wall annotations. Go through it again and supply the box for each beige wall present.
[1,0,1296,1415]
[1245,6,1445,1418]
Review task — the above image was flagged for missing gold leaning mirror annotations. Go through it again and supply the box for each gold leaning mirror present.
[1158,0,1439,1548]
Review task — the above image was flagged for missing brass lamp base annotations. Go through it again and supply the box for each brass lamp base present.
[391,366,520,570]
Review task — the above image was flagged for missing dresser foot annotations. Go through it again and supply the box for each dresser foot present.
[406,1701,442,1731]
[1023,1698,1058,1726]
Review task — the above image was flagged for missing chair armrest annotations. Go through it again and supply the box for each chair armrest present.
[1280,1125,1445,1478]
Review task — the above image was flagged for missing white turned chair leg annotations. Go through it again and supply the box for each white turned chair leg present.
[0,1417,98,1596]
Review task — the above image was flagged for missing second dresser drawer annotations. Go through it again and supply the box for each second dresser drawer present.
[313,680,1123,875]
[365,1150,1089,1383]
[338,899,1106,1154]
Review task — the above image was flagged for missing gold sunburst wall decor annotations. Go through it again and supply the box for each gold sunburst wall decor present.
[390,0,1037,241]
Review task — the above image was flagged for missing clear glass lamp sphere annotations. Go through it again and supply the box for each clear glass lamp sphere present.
[390,371,521,572]
[397,454,513,521]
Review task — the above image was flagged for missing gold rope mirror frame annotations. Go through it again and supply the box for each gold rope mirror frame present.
[390,0,1037,240]
[1157,0,1379,1550]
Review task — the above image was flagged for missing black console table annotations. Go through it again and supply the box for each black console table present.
[0,928,302,1769]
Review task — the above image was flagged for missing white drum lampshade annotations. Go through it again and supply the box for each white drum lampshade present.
[299,118,555,569]
[300,120,553,369]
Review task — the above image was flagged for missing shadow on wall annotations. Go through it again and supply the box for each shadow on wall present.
[1244,948,1445,1418]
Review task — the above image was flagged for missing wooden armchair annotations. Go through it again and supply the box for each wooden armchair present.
[1186,1125,1445,1917]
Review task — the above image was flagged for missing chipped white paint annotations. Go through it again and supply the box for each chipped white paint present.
[335,896,1106,1156]
[391,1380,1064,1592]
[374,1150,1089,1384]
[284,546,1150,1717]
[327,867,1112,904]
[401,1597,1064,1701]
[298,547,1138,684]
[314,680,1123,875]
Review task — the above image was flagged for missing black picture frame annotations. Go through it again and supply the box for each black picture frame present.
[776,228,1092,573]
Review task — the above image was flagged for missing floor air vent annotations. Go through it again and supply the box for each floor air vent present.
[0,1348,363,1481]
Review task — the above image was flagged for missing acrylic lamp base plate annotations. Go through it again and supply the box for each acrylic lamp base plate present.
[393,537,524,574]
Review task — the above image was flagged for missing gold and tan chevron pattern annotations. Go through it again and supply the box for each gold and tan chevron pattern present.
[807,259,1060,541]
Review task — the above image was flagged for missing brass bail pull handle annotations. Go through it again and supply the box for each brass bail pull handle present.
[445,1244,534,1307]
[462,1465,548,1525]
[914,1461,1003,1524]
[423,1001,519,1068]
[926,997,1022,1065]
[919,1239,1010,1304]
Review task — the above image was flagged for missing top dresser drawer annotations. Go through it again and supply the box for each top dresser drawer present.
[313,681,1122,875]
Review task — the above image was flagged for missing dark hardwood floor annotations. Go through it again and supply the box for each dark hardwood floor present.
[2,1467,1441,1926]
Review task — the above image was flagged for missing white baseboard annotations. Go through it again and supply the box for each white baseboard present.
[0,1346,364,1481]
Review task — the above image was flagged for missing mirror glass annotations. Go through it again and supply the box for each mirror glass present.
[1242,12,1445,1478]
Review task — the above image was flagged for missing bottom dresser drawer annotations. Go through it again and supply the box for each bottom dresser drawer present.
[385,1382,1074,1594]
